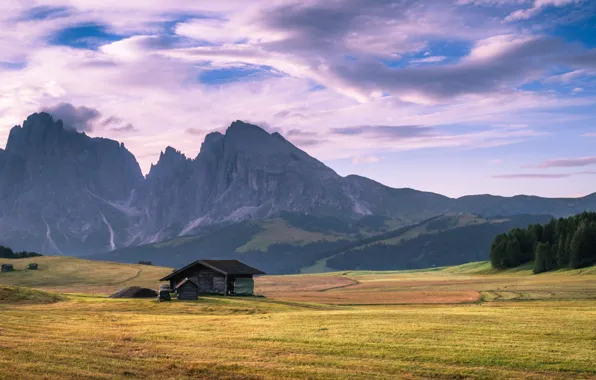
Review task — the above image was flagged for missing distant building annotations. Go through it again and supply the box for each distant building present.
[175,278,199,300]
[138,261,152,265]
[160,260,265,296]
[28,263,39,270]
[1,264,14,272]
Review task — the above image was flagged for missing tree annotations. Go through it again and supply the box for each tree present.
[505,237,523,267]
[490,234,508,269]
[528,224,543,252]
[489,212,596,272]
[569,222,596,269]
[557,234,569,268]
[542,219,556,244]
[534,242,554,274]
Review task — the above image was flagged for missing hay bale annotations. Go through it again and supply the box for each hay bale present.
[109,286,158,299]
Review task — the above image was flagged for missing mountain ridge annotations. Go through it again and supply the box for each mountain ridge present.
[0,112,595,261]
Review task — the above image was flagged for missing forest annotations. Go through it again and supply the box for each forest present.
[0,245,43,259]
[490,212,596,273]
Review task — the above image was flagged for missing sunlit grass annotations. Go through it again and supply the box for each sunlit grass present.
[0,296,594,379]
[0,257,595,379]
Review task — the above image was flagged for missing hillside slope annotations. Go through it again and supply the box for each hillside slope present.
[0,256,171,294]
[89,213,390,273]
[320,214,553,272]
[91,213,553,274]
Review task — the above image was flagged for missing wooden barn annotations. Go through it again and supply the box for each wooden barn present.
[175,278,199,300]
[1,264,14,272]
[160,260,265,296]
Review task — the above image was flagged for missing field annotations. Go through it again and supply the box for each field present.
[0,257,595,379]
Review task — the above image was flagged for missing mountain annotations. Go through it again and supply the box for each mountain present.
[1,112,595,270]
[0,113,142,255]
[90,213,553,274]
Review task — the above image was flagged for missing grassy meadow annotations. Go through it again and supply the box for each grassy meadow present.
[0,256,595,379]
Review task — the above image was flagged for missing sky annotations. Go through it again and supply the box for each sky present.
[1,0,595,198]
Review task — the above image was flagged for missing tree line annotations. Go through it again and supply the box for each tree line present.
[490,212,596,273]
[0,245,43,259]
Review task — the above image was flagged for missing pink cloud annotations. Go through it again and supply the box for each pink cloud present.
[530,156,596,169]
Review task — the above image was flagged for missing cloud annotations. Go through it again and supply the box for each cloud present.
[411,56,447,64]
[352,155,380,164]
[529,156,596,168]
[546,69,592,83]
[583,133,596,137]
[41,103,102,132]
[110,123,138,132]
[571,87,583,94]
[494,171,596,179]
[185,128,205,136]
[505,0,580,22]
[331,125,433,139]
[0,0,594,181]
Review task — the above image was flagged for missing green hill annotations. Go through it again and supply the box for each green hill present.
[314,214,553,272]
[90,213,406,274]
[88,213,553,274]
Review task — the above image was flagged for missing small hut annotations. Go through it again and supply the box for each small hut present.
[1,264,14,272]
[160,260,265,296]
[138,261,152,265]
[28,263,39,270]
[175,278,199,301]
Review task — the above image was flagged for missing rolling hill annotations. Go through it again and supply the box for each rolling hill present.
[89,213,553,274]
[0,256,172,294]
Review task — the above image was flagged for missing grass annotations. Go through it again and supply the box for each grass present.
[236,219,347,253]
[0,298,593,379]
[0,256,172,294]
[0,257,594,379]
[0,285,65,304]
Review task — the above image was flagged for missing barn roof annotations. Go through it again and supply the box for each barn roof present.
[174,278,198,290]
[160,260,265,281]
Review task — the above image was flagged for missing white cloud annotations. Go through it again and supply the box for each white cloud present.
[410,56,447,64]
[352,155,381,164]
[0,0,594,178]
[505,0,580,22]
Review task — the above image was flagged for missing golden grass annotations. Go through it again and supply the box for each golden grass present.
[0,258,595,379]
[0,297,594,379]
[0,256,171,294]
[258,263,596,305]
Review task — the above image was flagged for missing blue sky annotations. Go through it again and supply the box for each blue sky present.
[0,0,595,198]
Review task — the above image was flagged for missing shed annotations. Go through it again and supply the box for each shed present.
[138,261,152,265]
[28,263,39,270]
[160,260,265,296]
[1,264,14,272]
[175,278,199,300]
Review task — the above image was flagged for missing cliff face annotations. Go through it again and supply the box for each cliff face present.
[0,113,594,256]
[0,113,143,254]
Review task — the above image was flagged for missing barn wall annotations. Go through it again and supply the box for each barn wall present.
[186,268,226,294]
[177,283,198,300]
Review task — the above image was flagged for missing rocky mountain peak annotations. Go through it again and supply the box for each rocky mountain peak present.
[147,146,190,181]
[6,112,73,154]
